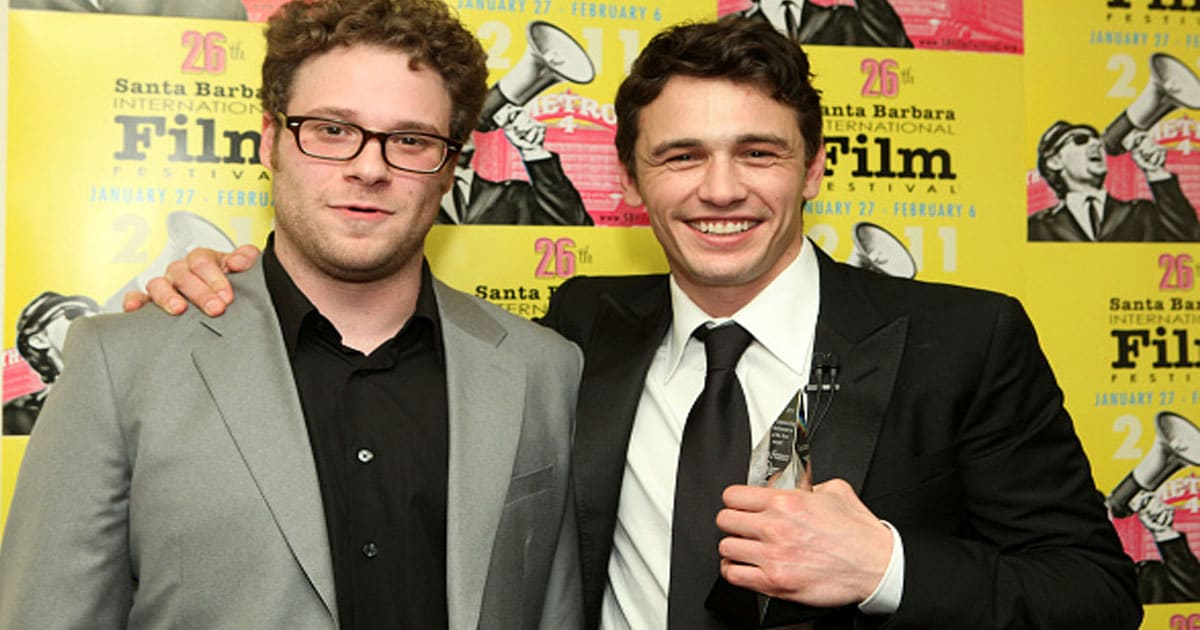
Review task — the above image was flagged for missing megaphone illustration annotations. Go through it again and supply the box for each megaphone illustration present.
[102,211,236,312]
[847,222,917,279]
[1103,53,1200,155]
[1107,411,1200,518]
[477,21,596,131]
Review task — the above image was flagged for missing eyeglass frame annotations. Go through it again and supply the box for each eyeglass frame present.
[1049,129,1100,156]
[278,113,463,174]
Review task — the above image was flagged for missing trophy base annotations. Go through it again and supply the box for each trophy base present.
[705,577,829,628]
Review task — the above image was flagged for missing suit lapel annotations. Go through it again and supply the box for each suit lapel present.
[1047,204,1091,241]
[1100,195,1131,241]
[809,249,907,494]
[434,281,525,630]
[573,278,671,621]
[188,263,337,622]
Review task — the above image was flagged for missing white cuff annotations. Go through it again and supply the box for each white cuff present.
[857,520,904,615]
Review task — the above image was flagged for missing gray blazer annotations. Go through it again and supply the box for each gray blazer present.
[0,261,583,630]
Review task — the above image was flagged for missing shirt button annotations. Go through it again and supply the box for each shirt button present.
[362,542,378,558]
[357,449,374,463]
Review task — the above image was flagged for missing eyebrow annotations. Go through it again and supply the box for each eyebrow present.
[646,133,793,159]
[299,107,445,134]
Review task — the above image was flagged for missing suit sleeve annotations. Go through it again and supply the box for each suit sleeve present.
[538,477,585,629]
[0,317,135,629]
[1147,175,1200,241]
[889,298,1141,629]
[536,339,585,629]
[524,155,594,226]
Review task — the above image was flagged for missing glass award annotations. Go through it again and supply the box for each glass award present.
[706,389,826,628]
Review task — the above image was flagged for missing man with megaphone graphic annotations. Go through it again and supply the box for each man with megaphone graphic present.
[438,103,592,225]
[1128,491,1200,604]
[1029,52,1200,242]
[437,20,594,226]
[1030,121,1199,241]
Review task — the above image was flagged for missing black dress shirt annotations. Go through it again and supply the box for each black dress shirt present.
[263,240,450,630]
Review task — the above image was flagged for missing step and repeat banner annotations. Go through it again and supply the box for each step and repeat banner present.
[2,1,1198,626]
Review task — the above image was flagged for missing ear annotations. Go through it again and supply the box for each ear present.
[619,163,644,208]
[259,113,278,171]
[801,143,826,201]
[1044,154,1063,173]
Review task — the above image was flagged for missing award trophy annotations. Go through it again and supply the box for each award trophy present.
[705,389,829,628]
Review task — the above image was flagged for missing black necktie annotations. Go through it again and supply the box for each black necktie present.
[669,322,754,630]
[783,0,800,42]
[453,176,469,219]
[1087,197,1102,241]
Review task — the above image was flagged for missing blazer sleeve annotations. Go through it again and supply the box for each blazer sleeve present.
[538,479,584,630]
[1147,175,1200,241]
[0,316,135,629]
[889,297,1141,629]
[535,336,585,630]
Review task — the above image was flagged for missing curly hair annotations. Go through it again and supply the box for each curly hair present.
[614,16,823,178]
[262,0,488,143]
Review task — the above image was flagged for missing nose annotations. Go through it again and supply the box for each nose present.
[697,155,748,207]
[343,136,392,185]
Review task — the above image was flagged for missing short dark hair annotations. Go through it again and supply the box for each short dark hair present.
[614,16,823,178]
[262,0,488,143]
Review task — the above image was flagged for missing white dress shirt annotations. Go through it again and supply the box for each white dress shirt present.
[598,241,903,630]
[755,0,806,36]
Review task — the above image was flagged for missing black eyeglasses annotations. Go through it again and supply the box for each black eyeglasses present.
[280,114,462,174]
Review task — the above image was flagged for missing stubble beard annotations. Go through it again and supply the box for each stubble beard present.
[271,184,429,285]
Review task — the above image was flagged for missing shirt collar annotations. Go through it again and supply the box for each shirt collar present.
[1065,190,1107,214]
[663,239,820,379]
[757,0,805,31]
[262,233,444,361]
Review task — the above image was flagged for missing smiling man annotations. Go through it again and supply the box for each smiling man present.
[541,19,1140,630]
[0,2,582,629]
[1029,120,1199,241]
[127,16,1140,630]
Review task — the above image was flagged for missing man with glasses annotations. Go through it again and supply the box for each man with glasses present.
[0,1,583,628]
[1029,119,1199,241]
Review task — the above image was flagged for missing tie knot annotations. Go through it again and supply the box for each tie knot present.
[694,322,754,372]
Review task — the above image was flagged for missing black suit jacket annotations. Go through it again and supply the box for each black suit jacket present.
[437,155,593,226]
[541,246,1140,630]
[1028,176,1199,242]
[739,0,912,48]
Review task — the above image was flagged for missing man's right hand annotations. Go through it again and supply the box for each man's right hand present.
[122,244,261,316]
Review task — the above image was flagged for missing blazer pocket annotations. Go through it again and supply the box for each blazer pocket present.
[504,464,554,505]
